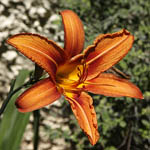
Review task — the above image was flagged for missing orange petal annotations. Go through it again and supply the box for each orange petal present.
[85,73,143,99]
[7,34,65,81]
[65,92,99,145]
[16,78,61,112]
[84,29,134,80]
[60,10,85,58]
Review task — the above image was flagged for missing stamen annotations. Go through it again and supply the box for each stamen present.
[83,67,88,82]
[56,58,89,93]
[77,66,81,78]
[77,58,88,84]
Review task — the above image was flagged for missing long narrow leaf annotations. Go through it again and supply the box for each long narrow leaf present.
[0,69,31,150]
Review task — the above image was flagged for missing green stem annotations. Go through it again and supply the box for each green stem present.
[0,79,16,116]
[0,78,39,117]
[33,110,40,150]
[33,64,43,150]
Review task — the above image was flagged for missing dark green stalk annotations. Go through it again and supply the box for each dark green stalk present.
[33,64,43,150]
[33,109,40,150]
[0,77,38,117]
[0,79,16,116]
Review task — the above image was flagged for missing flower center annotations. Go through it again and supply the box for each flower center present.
[56,60,88,93]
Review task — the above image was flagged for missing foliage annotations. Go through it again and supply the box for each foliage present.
[56,0,150,149]
[0,70,31,150]
[0,0,149,149]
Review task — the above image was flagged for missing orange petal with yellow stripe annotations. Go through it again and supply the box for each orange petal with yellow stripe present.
[85,73,143,99]
[7,34,65,81]
[60,10,85,58]
[84,29,134,80]
[16,78,61,112]
[65,92,99,145]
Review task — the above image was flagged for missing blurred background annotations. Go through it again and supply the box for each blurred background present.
[0,0,150,150]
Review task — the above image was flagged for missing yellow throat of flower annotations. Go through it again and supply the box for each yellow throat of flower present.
[56,61,87,93]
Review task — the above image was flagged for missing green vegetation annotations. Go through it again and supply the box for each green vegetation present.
[0,0,149,149]
[55,0,150,149]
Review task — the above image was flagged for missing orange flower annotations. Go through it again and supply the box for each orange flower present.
[7,10,143,145]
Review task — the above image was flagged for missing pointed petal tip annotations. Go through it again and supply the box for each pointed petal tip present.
[15,101,28,113]
[15,100,31,113]
[15,101,22,111]
[15,78,61,113]
[130,84,143,100]
[137,92,144,100]
[121,28,130,34]
[65,92,100,145]
[60,9,85,58]
[88,132,100,145]
[85,73,143,100]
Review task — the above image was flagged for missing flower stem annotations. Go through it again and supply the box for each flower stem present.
[33,110,40,150]
[33,64,43,150]
[0,79,16,117]
[0,77,39,117]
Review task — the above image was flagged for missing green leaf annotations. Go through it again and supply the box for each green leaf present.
[0,69,31,150]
